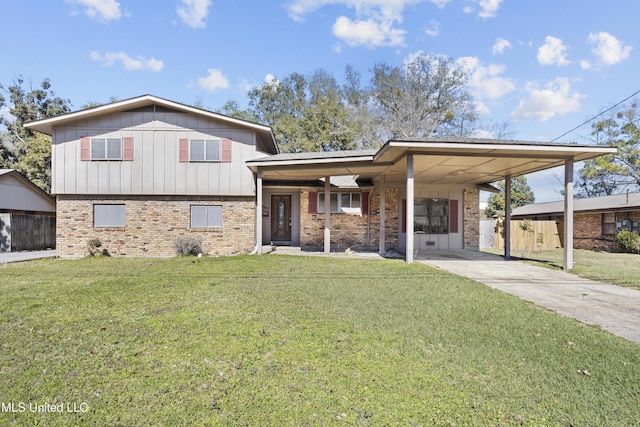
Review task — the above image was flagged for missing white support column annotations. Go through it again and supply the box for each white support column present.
[564,159,574,271]
[255,170,263,255]
[504,175,512,260]
[406,154,414,264]
[379,177,386,255]
[324,176,331,254]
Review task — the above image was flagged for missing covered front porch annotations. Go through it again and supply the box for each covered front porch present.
[247,137,617,270]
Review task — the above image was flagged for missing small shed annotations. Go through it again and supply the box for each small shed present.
[0,169,56,252]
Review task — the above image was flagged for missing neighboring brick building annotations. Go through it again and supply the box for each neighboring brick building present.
[512,192,640,252]
[25,94,616,262]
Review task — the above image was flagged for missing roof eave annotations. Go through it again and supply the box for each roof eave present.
[24,95,277,150]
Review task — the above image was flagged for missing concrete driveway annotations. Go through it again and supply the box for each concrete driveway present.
[417,250,640,344]
[0,250,56,264]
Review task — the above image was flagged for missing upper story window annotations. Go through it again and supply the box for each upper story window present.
[190,139,220,162]
[80,136,133,161]
[91,138,122,160]
[179,137,232,163]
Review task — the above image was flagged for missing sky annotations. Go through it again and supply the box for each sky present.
[2,0,639,202]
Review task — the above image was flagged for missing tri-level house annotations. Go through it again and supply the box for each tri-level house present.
[25,95,615,269]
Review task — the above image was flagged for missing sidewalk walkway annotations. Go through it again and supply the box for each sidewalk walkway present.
[417,250,640,344]
[0,250,56,264]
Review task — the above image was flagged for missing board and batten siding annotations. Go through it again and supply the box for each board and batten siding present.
[52,110,261,196]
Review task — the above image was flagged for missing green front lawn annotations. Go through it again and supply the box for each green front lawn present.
[483,248,640,290]
[1,255,638,426]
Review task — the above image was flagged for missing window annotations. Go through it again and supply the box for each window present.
[414,198,449,234]
[190,139,220,162]
[191,205,222,228]
[91,138,122,160]
[602,213,616,236]
[603,212,639,235]
[94,204,125,227]
[317,192,361,214]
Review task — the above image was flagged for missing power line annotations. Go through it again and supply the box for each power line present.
[551,89,640,143]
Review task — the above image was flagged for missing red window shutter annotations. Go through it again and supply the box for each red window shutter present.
[402,199,406,233]
[308,191,318,214]
[361,191,369,215]
[179,138,189,162]
[449,199,459,233]
[80,137,90,161]
[221,138,232,163]
[123,137,134,161]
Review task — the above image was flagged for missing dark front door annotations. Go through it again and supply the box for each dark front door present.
[271,195,292,242]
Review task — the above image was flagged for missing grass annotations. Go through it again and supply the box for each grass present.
[483,248,640,290]
[0,255,639,426]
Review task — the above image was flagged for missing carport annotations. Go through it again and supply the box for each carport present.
[248,137,616,270]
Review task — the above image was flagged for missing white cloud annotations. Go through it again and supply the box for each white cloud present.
[332,15,405,47]
[457,56,515,100]
[285,0,451,21]
[197,69,230,92]
[284,1,451,48]
[66,0,122,22]
[462,0,502,18]
[511,77,583,122]
[580,60,592,70]
[177,0,211,29]
[264,74,278,85]
[491,37,511,55]
[588,31,632,66]
[424,19,439,37]
[0,106,13,123]
[537,36,570,66]
[90,51,164,72]
[477,0,503,18]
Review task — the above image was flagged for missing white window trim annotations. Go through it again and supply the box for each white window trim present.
[317,192,362,215]
[94,204,125,228]
[91,137,122,160]
[191,205,223,229]
[189,138,221,162]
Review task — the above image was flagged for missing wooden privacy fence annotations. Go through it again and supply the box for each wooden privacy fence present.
[0,213,56,252]
[493,219,562,251]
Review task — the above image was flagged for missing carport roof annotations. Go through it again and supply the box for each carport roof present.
[247,137,617,185]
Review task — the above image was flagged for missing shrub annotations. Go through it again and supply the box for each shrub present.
[86,238,108,256]
[173,236,203,256]
[616,230,640,254]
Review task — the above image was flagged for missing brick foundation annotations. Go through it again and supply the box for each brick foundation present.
[56,195,255,257]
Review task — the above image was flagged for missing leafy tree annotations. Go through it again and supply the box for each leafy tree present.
[0,77,71,192]
[576,102,640,197]
[484,176,535,218]
[368,53,476,141]
[246,70,359,153]
[216,100,259,123]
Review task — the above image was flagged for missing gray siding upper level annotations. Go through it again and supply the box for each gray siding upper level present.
[52,110,265,196]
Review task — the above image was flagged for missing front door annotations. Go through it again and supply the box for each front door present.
[271,195,292,243]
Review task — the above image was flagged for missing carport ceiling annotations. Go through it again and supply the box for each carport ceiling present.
[248,138,617,185]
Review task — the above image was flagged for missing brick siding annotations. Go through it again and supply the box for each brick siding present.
[299,188,399,251]
[463,188,480,248]
[56,195,255,257]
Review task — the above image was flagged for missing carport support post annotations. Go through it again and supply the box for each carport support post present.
[256,170,263,255]
[324,176,331,254]
[379,177,386,255]
[564,159,574,271]
[504,175,511,260]
[406,154,414,264]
